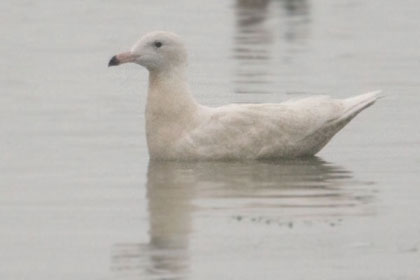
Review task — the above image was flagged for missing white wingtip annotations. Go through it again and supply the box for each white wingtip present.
[366,90,383,100]
[341,90,381,121]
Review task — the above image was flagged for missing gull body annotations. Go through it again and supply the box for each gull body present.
[109,31,379,160]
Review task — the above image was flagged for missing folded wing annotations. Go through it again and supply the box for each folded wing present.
[178,92,380,159]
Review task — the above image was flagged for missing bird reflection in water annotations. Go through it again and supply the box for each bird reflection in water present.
[111,157,374,280]
[233,0,310,96]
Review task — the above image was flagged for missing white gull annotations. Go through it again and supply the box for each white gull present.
[109,31,380,160]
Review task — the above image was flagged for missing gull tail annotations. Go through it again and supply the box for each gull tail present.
[341,90,381,120]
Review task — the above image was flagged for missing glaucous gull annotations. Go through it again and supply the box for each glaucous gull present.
[109,31,379,160]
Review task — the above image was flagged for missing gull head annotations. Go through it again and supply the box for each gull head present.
[108,31,188,72]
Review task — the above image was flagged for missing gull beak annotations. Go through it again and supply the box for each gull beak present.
[108,51,136,67]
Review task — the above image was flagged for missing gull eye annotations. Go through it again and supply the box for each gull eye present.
[154,41,162,48]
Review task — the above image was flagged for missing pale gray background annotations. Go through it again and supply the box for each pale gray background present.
[1,0,420,279]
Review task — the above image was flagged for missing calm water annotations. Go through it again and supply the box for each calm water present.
[1,0,420,279]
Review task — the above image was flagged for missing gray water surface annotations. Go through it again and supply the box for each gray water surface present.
[1,0,420,279]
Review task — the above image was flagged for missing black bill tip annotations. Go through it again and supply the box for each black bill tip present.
[108,55,119,67]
